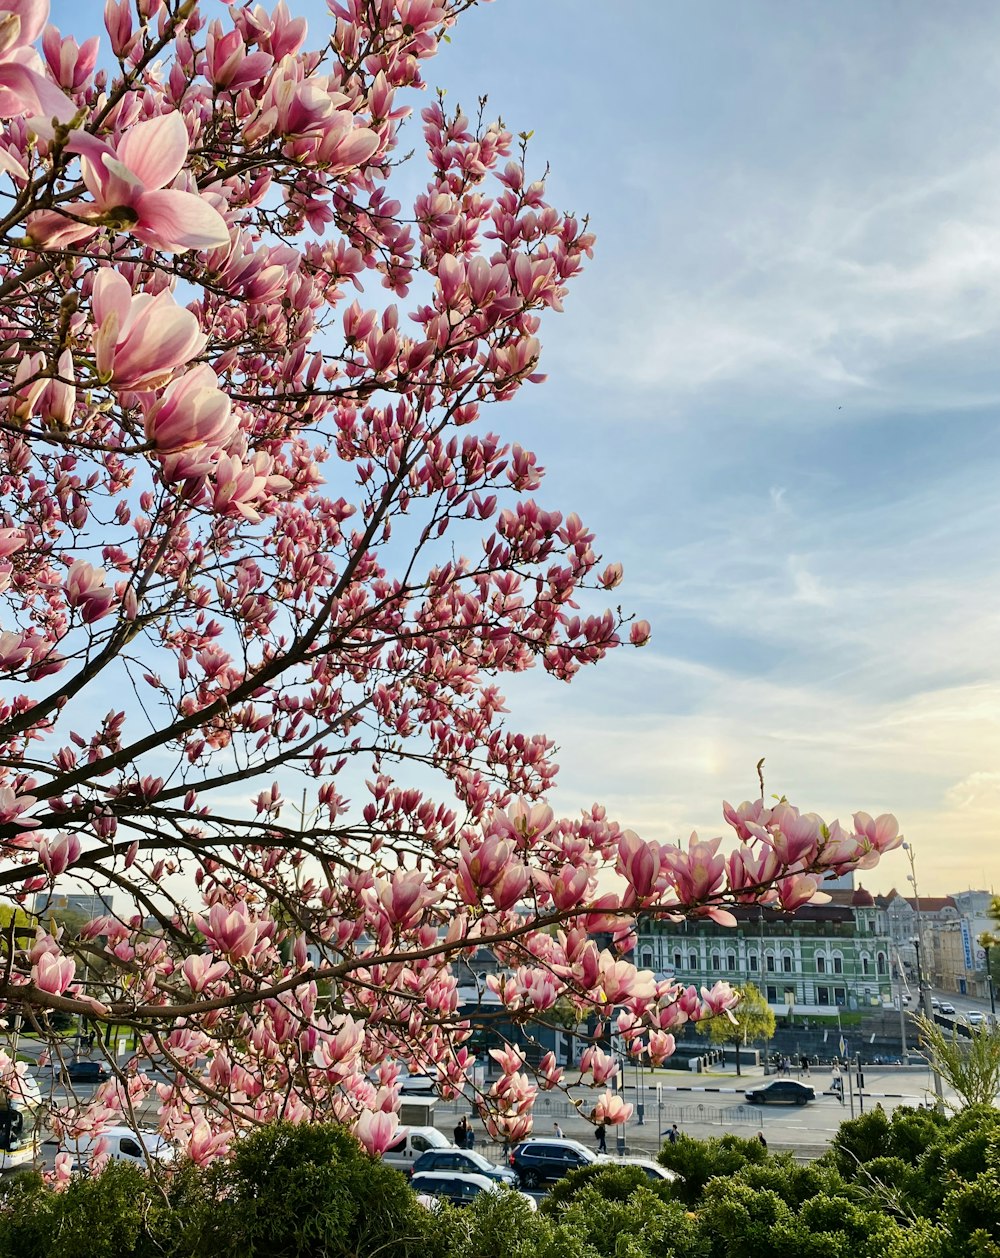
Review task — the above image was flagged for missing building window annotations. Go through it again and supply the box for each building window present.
[674,952,682,969]
[689,953,697,970]
[877,953,887,975]
[817,955,826,974]
[862,957,870,975]
[833,956,843,975]
[748,954,758,972]
[711,954,721,972]
[727,954,736,971]
[782,954,792,974]
[766,954,775,973]
[834,987,846,1005]
[766,986,778,1003]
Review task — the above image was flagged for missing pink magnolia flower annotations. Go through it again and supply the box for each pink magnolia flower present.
[579,1044,617,1086]
[187,1120,230,1166]
[488,1043,526,1077]
[64,113,230,253]
[629,619,651,647]
[0,0,74,121]
[593,1090,632,1125]
[490,860,530,911]
[0,786,37,826]
[195,902,258,962]
[37,831,79,877]
[142,365,236,456]
[355,1109,399,1156]
[853,812,902,854]
[647,1030,676,1066]
[617,829,660,900]
[92,269,206,391]
[537,1050,564,1090]
[181,953,230,993]
[65,560,116,622]
[33,952,74,994]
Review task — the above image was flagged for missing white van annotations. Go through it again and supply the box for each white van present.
[381,1125,451,1171]
[66,1125,176,1172]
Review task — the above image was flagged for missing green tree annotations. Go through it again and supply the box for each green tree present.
[695,982,776,1075]
[656,1132,770,1207]
[914,1013,1000,1109]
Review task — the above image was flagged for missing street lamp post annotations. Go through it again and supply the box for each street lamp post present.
[903,841,944,1110]
[979,933,998,1019]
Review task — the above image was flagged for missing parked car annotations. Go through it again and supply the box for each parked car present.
[508,1138,598,1189]
[412,1170,536,1210]
[66,1125,175,1173]
[965,1010,986,1027]
[608,1156,680,1182]
[411,1147,517,1185]
[398,1072,437,1095]
[59,1060,110,1084]
[940,1002,956,1015]
[381,1125,452,1171]
[744,1078,815,1106]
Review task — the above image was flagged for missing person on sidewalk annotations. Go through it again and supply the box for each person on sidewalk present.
[464,1119,476,1150]
[594,1122,607,1154]
[667,1123,680,1144]
[553,1121,564,1138]
[454,1116,468,1147]
[757,1131,767,1150]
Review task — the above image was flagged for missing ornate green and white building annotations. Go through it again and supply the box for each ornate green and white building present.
[636,886,895,1015]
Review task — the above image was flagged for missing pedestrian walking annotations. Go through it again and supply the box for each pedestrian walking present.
[800,1053,810,1076]
[553,1121,564,1138]
[454,1116,468,1147]
[831,1063,844,1104]
[465,1118,475,1150]
[757,1131,767,1150]
[595,1121,607,1154]
[667,1123,680,1144]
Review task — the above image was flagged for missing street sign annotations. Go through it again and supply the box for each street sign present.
[838,1036,847,1058]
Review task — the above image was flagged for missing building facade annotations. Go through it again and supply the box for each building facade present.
[636,887,895,1015]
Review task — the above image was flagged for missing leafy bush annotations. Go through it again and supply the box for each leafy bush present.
[656,1132,769,1207]
[542,1163,674,1216]
[197,1121,437,1258]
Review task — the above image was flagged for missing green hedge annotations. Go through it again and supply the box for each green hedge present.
[0,1109,998,1258]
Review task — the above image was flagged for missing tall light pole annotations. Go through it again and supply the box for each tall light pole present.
[979,932,998,1020]
[893,948,909,1065]
[903,842,944,1110]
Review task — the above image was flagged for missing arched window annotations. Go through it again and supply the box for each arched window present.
[711,952,721,972]
[640,949,653,970]
[765,952,776,973]
[727,953,736,971]
[782,953,793,973]
[833,953,843,975]
[689,953,697,970]
[673,951,682,969]
[862,956,871,975]
[877,952,887,975]
[816,954,826,974]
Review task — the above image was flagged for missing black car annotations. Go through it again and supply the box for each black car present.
[744,1078,815,1106]
[411,1147,517,1186]
[61,1061,110,1084]
[508,1138,597,1189]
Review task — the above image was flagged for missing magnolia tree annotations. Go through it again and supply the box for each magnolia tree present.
[0,0,903,1172]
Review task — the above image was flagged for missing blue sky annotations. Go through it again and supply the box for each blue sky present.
[417,0,1000,896]
[59,0,1000,896]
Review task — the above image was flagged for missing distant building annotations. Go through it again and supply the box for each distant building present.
[873,889,996,998]
[32,892,115,921]
[636,886,894,1015]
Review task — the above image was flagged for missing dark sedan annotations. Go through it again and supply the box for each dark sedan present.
[60,1060,110,1084]
[744,1078,815,1106]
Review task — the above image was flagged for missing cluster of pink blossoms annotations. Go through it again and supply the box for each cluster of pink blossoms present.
[0,0,902,1171]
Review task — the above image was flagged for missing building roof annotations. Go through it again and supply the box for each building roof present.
[851,885,875,907]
